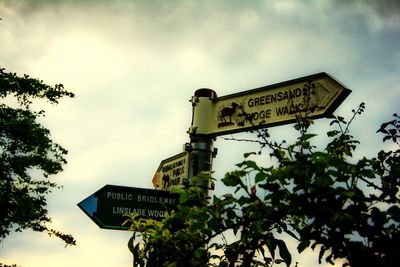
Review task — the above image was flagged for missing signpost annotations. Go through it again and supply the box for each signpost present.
[77,71,351,266]
[152,152,189,190]
[190,72,351,136]
[78,71,351,251]
[78,185,179,230]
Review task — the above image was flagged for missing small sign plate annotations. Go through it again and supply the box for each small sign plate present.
[152,152,189,190]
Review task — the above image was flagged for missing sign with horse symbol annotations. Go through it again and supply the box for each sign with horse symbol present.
[152,152,189,190]
[208,72,351,136]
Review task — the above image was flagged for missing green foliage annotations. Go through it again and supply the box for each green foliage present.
[125,104,399,267]
[0,68,74,108]
[0,67,76,246]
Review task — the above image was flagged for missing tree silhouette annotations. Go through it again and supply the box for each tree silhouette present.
[0,67,76,247]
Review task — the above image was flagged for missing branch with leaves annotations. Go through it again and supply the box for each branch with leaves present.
[125,106,399,267]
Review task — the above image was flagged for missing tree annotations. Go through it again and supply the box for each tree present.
[0,67,76,246]
[125,104,399,267]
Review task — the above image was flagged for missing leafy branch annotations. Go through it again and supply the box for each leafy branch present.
[124,108,399,267]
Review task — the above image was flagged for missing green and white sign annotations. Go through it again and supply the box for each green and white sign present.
[78,185,179,230]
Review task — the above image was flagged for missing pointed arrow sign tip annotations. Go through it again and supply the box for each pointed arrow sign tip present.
[77,194,98,217]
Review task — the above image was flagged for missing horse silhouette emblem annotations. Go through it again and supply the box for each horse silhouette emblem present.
[218,102,240,128]
[162,174,170,189]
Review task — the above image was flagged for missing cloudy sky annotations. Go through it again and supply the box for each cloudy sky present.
[0,0,399,266]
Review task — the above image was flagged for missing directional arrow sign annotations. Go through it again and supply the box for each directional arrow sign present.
[204,72,351,136]
[153,152,189,190]
[78,185,179,230]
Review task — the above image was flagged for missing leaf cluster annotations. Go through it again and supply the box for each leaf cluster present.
[125,105,399,267]
[0,68,74,108]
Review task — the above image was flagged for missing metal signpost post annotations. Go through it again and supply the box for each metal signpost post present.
[187,88,218,196]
